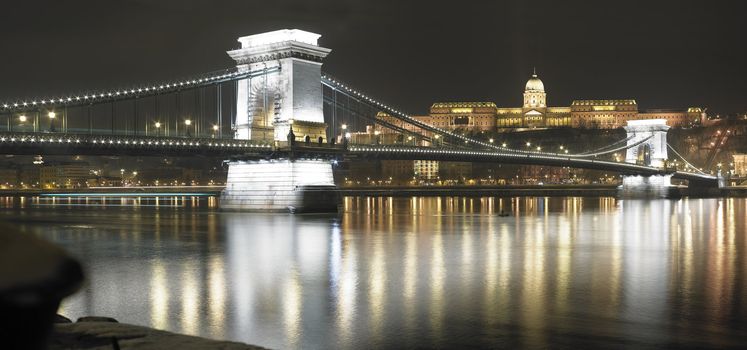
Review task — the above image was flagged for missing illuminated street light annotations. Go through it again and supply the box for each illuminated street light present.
[526,142,531,147]
[341,124,347,130]
[19,115,27,122]
[502,142,507,147]
[184,119,192,137]
[48,111,56,132]
[489,138,494,143]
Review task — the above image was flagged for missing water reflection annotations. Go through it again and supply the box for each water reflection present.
[3,196,746,349]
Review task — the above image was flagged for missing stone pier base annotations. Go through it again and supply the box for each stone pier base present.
[220,159,340,213]
[618,174,680,199]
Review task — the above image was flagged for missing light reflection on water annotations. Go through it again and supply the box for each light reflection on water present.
[1,196,746,349]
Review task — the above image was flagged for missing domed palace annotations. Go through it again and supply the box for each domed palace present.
[403,70,705,132]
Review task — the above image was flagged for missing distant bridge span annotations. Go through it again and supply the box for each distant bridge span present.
[0,131,718,186]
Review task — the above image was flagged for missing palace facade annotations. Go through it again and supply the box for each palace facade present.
[381,72,705,131]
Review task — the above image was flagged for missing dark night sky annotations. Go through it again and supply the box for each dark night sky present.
[1,0,745,115]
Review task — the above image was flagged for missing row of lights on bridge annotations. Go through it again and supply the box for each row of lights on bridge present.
[0,135,271,149]
[15,113,221,133]
[1,70,248,110]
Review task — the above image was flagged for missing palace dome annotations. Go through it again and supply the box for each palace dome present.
[525,73,544,92]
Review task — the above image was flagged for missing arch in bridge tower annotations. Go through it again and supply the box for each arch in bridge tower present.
[227,29,331,142]
[624,119,669,168]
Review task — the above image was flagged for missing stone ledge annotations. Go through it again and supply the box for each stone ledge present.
[50,321,267,350]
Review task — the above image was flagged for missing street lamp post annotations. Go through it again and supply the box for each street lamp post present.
[212,125,219,139]
[184,119,192,137]
[18,115,27,132]
[154,122,161,137]
[48,112,56,132]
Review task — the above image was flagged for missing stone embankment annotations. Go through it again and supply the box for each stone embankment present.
[51,315,267,350]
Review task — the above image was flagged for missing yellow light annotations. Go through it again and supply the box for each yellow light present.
[184,119,192,126]
[450,108,473,114]
[341,124,347,130]
[19,115,27,122]
[48,112,56,119]
[212,125,219,131]
[154,122,161,128]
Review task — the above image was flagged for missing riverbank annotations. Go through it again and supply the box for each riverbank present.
[341,184,747,198]
[2,184,746,199]
[340,184,617,197]
[51,316,266,350]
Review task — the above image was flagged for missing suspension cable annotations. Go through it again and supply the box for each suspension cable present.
[667,143,708,174]
[1,66,279,113]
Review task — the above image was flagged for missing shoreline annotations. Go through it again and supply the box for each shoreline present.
[1,184,745,199]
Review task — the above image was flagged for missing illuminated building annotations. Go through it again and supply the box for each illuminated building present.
[404,71,704,131]
[428,102,496,131]
[733,154,747,176]
[39,163,94,188]
[414,160,439,180]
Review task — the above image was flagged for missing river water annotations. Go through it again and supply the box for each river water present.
[2,196,746,349]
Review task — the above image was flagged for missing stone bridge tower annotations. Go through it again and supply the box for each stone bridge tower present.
[620,119,675,198]
[221,30,338,212]
[227,29,331,142]
[624,119,669,167]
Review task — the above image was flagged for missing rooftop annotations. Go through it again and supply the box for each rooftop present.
[572,99,637,106]
[431,102,496,109]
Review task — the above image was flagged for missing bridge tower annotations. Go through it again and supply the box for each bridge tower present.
[619,119,676,198]
[220,29,339,212]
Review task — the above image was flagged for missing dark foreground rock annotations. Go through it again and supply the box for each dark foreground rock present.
[77,316,119,323]
[50,322,267,350]
[0,223,84,350]
[54,314,73,324]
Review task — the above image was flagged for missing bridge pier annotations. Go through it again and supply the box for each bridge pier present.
[220,159,338,213]
[618,174,680,199]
